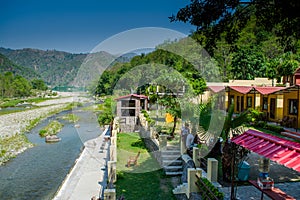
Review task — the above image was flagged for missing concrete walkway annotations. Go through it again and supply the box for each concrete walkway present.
[53,130,109,200]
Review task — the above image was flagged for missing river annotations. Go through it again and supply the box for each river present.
[0,107,101,200]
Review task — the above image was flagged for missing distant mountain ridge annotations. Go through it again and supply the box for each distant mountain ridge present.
[0,47,117,86]
[0,53,40,79]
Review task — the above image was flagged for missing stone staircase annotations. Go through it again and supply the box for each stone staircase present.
[161,145,183,176]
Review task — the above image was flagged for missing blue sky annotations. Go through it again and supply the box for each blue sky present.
[0,0,194,53]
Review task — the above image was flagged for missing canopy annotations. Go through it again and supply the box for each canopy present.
[232,129,300,173]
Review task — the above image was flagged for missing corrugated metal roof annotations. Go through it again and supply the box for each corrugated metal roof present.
[115,94,148,100]
[232,129,300,173]
[228,86,253,94]
[207,86,225,93]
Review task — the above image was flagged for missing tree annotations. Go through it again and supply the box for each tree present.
[230,47,266,80]
[97,97,115,127]
[12,75,32,97]
[171,0,300,54]
[31,79,48,90]
[221,104,250,183]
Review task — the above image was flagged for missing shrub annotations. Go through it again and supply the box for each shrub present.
[264,124,284,133]
[198,177,224,200]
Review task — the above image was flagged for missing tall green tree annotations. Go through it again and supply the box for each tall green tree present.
[171,0,300,54]
[230,47,266,80]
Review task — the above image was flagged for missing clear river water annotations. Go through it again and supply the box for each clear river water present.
[0,108,101,200]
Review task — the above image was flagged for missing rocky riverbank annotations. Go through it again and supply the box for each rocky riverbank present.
[0,93,91,165]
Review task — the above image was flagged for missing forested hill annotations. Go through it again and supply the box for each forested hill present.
[0,53,40,80]
[0,48,116,86]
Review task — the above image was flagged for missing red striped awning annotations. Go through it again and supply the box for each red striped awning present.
[232,129,300,173]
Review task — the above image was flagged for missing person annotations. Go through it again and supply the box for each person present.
[186,131,194,151]
[181,122,190,150]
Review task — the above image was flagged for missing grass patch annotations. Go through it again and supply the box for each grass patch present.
[116,132,176,200]
[116,169,176,200]
[0,134,33,165]
[39,120,63,137]
[0,99,24,108]
[60,113,80,122]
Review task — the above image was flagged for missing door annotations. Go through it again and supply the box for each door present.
[270,98,276,119]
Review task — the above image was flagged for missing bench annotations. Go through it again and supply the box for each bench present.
[248,180,295,200]
[127,151,140,167]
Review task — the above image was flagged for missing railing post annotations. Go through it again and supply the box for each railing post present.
[187,168,202,199]
[207,158,218,182]
[108,161,117,183]
[193,147,200,167]
[180,137,186,155]
[104,189,116,200]
[110,145,116,161]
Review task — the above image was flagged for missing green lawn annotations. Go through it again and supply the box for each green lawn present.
[116,132,176,200]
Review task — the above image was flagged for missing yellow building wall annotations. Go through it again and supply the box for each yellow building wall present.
[283,90,300,128]
[227,90,256,113]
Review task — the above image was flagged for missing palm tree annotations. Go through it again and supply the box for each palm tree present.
[221,104,250,182]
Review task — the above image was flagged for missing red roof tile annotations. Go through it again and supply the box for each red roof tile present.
[115,94,148,100]
[254,87,285,95]
[228,86,253,94]
[208,86,225,93]
[232,129,300,173]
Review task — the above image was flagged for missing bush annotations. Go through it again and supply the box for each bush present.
[264,124,284,133]
[198,177,224,200]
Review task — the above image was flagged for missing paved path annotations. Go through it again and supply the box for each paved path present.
[53,130,109,200]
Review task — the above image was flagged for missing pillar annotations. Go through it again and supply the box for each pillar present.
[187,168,202,199]
[207,158,218,182]
[112,130,117,137]
[193,147,200,167]
[104,189,116,200]
[180,137,186,155]
[107,161,117,183]
[110,145,116,161]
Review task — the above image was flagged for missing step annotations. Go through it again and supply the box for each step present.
[165,171,183,176]
[281,132,300,140]
[161,150,181,155]
[161,154,181,161]
[283,129,300,137]
[167,145,180,150]
[162,160,182,167]
[173,183,188,195]
[164,165,183,172]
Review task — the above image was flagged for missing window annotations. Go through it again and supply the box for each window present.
[230,95,234,105]
[263,97,268,110]
[289,99,298,115]
[121,100,136,107]
[121,109,136,116]
[247,97,252,108]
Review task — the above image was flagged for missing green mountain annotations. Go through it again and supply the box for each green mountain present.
[0,53,40,79]
[0,48,116,86]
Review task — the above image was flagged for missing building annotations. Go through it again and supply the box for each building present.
[115,94,148,132]
[205,68,300,129]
